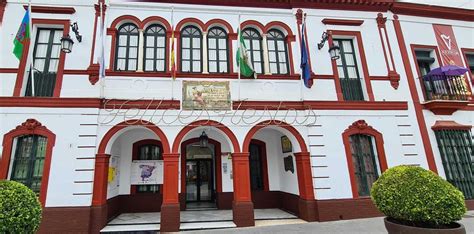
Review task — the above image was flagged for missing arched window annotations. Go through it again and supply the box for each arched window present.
[144,24,167,72]
[181,25,202,73]
[242,28,263,74]
[207,27,228,73]
[348,134,380,197]
[342,120,388,198]
[1,119,56,205]
[9,135,48,193]
[115,23,139,71]
[136,143,162,193]
[267,29,289,74]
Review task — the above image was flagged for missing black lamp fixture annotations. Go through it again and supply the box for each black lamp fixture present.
[60,35,74,53]
[199,131,209,148]
[71,22,82,42]
[60,22,82,53]
[317,32,341,60]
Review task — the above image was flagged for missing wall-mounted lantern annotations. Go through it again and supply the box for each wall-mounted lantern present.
[199,131,209,148]
[60,35,74,53]
[317,32,341,60]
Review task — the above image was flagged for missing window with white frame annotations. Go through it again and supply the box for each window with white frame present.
[9,135,48,194]
[115,23,139,71]
[143,24,167,72]
[181,25,202,73]
[267,29,289,75]
[242,28,264,75]
[207,27,228,73]
[26,28,63,97]
[333,39,364,101]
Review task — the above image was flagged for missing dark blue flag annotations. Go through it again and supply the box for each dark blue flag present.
[300,20,312,88]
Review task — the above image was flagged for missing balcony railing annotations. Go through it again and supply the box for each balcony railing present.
[340,78,364,101]
[420,74,470,101]
[25,71,57,97]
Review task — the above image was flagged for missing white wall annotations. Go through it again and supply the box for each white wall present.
[254,129,299,195]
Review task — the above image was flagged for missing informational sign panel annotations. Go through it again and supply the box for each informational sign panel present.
[433,24,464,66]
[130,160,163,185]
[182,81,231,110]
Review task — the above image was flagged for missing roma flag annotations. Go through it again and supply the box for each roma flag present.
[13,10,30,60]
[170,29,176,80]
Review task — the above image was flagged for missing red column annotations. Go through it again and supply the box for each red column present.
[90,153,111,234]
[294,152,318,221]
[231,152,255,227]
[160,153,180,232]
[92,153,111,206]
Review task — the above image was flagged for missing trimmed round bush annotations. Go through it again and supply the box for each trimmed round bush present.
[0,180,42,233]
[371,165,466,227]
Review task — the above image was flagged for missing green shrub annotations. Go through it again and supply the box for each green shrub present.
[371,165,466,226]
[0,180,42,233]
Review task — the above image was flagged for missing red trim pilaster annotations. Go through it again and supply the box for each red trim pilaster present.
[392,15,437,173]
[231,152,255,227]
[327,33,344,100]
[376,13,400,89]
[160,152,180,232]
[0,0,6,26]
[294,151,317,221]
[294,152,314,200]
[91,153,110,206]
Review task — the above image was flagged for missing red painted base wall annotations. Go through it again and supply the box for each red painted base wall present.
[36,198,474,233]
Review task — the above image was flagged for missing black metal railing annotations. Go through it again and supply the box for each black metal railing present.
[25,71,57,97]
[421,75,470,101]
[340,78,365,101]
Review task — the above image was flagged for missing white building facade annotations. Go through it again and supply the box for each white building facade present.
[0,0,473,233]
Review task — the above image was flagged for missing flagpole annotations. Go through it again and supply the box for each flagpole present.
[237,13,241,101]
[99,1,105,99]
[171,6,175,100]
[28,0,35,97]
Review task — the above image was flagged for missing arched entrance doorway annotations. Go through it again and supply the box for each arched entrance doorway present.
[91,120,170,233]
[173,120,238,210]
[180,138,222,210]
[243,120,316,221]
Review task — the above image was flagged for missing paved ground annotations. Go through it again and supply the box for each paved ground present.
[185,211,474,234]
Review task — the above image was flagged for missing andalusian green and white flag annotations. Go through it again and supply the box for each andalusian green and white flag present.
[13,10,30,60]
[236,29,256,78]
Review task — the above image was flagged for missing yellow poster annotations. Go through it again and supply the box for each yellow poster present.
[108,167,115,183]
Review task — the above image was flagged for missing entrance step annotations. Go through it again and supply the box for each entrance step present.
[180,221,237,231]
[185,207,218,211]
[100,223,160,233]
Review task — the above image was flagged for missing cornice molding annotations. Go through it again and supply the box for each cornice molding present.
[322,18,364,26]
[23,5,76,14]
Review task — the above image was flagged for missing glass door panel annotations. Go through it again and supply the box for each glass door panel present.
[199,160,212,201]
[186,161,198,201]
